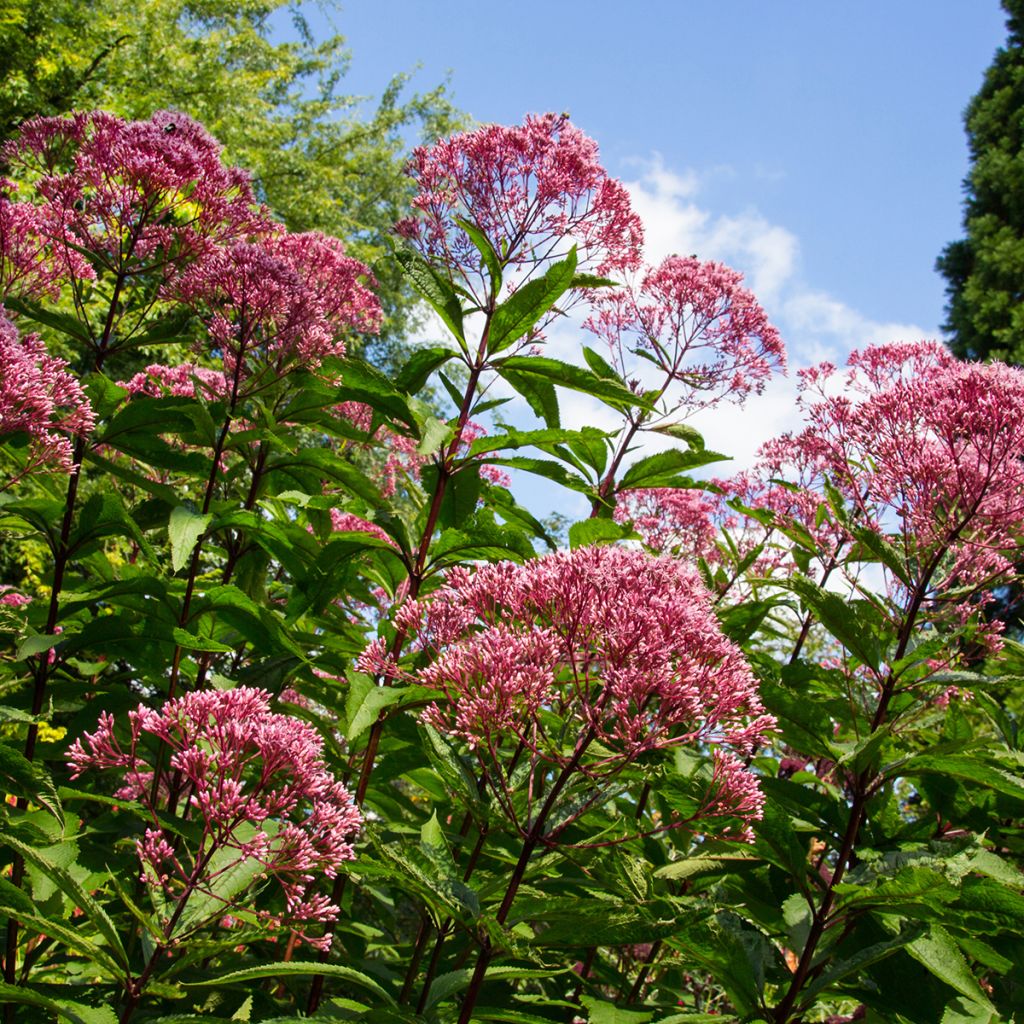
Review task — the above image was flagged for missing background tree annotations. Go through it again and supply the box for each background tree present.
[0,0,462,361]
[937,0,1024,363]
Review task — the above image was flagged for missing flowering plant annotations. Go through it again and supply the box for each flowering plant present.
[0,108,1020,1024]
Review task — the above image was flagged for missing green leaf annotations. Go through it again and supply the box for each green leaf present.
[1,834,128,968]
[394,248,465,343]
[187,962,396,1005]
[0,877,123,978]
[571,273,619,290]
[15,632,63,660]
[3,296,93,344]
[0,984,116,1024]
[582,345,622,381]
[940,997,999,1024]
[499,368,561,427]
[171,628,234,654]
[650,422,706,451]
[467,426,610,459]
[423,966,568,1010]
[800,923,926,1005]
[83,373,128,420]
[776,575,883,670]
[568,518,632,549]
[394,345,458,395]
[619,449,727,491]
[168,505,211,573]
[579,997,653,1024]
[488,249,577,353]
[415,414,453,456]
[455,215,504,291]
[345,675,404,743]
[907,925,994,1009]
[496,355,644,412]
[0,741,63,826]
[897,754,1024,801]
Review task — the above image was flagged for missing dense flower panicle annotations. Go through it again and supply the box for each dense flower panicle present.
[176,232,381,390]
[6,110,263,278]
[396,113,644,297]
[67,687,361,946]
[0,587,31,608]
[616,474,824,598]
[615,487,720,561]
[0,179,89,299]
[120,362,230,400]
[0,310,94,474]
[585,255,785,415]
[760,341,1024,635]
[398,546,772,831]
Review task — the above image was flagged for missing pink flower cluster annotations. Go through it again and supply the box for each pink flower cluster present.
[379,546,772,838]
[67,687,361,948]
[585,255,785,414]
[0,587,31,608]
[120,362,230,400]
[760,341,1024,635]
[175,232,381,392]
[396,113,643,298]
[0,310,94,475]
[6,110,262,280]
[616,468,848,599]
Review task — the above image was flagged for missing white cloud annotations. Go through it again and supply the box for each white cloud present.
[624,157,931,368]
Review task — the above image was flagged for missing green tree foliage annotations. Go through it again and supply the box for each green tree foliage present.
[937,0,1024,362]
[0,0,462,360]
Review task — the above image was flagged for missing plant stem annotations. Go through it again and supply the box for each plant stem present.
[626,939,663,1004]
[456,730,595,1024]
[771,538,958,1023]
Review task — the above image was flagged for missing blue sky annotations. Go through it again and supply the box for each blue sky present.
[288,2,1011,512]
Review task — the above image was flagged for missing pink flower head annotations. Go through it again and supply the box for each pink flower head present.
[396,113,643,299]
[0,309,94,476]
[410,546,772,833]
[67,687,361,945]
[585,255,785,416]
[0,587,31,608]
[761,341,1024,643]
[0,178,78,300]
[176,232,381,392]
[6,110,263,278]
[119,362,230,400]
[615,487,719,560]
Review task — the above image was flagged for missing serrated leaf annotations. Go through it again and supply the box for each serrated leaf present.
[1,834,127,968]
[168,505,211,573]
[345,676,404,743]
[171,628,233,653]
[423,966,568,1010]
[908,925,994,1008]
[568,518,632,549]
[579,997,653,1023]
[187,962,395,1005]
[0,984,116,1024]
[582,345,621,381]
[394,248,465,343]
[618,449,727,491]
[0,741,63,826]
[488,249,577,353]
[496,355,644,412]
[395,345,458,395]
[455,215,503,291]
